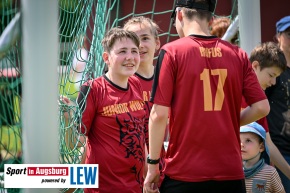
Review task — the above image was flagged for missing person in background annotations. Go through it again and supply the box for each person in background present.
[123,16,167,187]
[143,0,269,192]
[210,16,239,44]
[240,122,285,193]
[210,16,230,38]
[124,16,160,148]
[266,15,290,192]
[211,17,290,182]
[243,42,290,181]
[71,35,89,90]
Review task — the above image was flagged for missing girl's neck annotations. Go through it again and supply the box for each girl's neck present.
[105,72,128,89]
[136,63,154,78]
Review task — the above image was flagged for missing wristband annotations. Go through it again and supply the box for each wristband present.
[147,154,160,164]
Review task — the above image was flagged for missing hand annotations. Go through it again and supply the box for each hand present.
[143,165,160,193]
[59,95,74,107]
[59,95,76,120]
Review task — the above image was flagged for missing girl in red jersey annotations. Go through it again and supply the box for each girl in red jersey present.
[64,27,147,193]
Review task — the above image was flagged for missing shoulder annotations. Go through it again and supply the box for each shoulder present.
[129,76,142,87]
[80,76,106,93]
[162,37,191,50]
[129,76,143,92]
[261,164,278,175]
[129,75,140,82]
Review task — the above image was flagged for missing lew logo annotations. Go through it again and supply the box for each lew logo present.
[4,164,99,188]
[70,166,98,185]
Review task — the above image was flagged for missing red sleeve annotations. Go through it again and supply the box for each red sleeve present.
[78,79,98,135]
[241,96,269,132]
[150,49,175,106]
[257,117,269,132]
[241,51,267,105]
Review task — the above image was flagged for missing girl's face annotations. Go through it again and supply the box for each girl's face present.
[125,23,160,66]
[103,38,140,81]
[252,61,282,90]
[240,132,264,161]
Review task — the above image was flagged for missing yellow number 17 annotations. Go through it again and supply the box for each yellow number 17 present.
[200,69,227,111]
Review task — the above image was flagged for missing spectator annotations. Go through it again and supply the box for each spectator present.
[71,35,89,90]
[266,15,290,192]
[210,16,239,44]
[244,42,290,182]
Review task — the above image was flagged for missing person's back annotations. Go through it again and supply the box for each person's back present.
[144,0,269,193]
[158,35,262,179]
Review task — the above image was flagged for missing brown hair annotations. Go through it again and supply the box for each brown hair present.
[249,41,287,72]
[210,16,239,44]
[123,16,160,39]
[101,27,140,52]
[181,7,212,22]
[210,17,230,38]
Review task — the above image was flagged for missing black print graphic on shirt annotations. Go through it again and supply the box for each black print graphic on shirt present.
[282,110,290,137]
[116,113,145,189]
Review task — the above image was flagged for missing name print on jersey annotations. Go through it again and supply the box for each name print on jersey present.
[143,90,151,101]
[102,100,145,116]
[199,47,222,58]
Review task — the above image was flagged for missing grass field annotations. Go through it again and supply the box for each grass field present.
[0,125,22,161]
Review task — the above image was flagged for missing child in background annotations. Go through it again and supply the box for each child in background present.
[210,16,231,38]
[210,16,239,44]
[240,122,285,193]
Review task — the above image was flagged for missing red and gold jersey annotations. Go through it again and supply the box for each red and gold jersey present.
[80,75,146,193]
[133,72,166,187]
[134,73,154,148]
[150,35,267,182]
